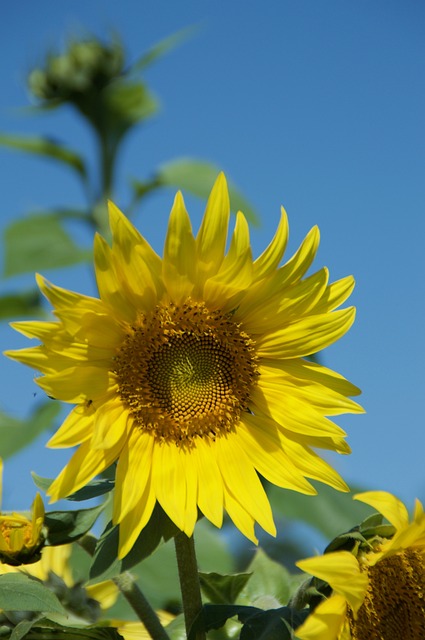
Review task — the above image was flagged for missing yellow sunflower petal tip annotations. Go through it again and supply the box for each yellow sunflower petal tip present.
[6,175,362,556]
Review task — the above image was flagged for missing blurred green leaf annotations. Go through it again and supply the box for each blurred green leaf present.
[45,503,106,545]
[199,572,252,605]
[240,549,293,607]
[3,213,91,276]
[9,619,123,640]
[0,574,66,614]
[0,289,43,320]
[268,484,372,541]
[0,402,61,460]
[153,158,260,225]
[10,618,40,640]
[164,614,187,640]
[89,503,179,582]
[105,81,158,130]
[129,26,197,74]
[0,134,87,179]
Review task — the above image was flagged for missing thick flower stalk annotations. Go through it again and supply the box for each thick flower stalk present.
[0,460,45,566]
[295,491,425,639]
[6,173,362,558]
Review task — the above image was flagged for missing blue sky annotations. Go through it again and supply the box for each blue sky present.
[1,1,424,520]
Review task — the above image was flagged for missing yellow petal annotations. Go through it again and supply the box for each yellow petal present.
[256,308,356,358]
[295,593,348,640]
[252,206,288,281]
[203,211,253,309]
[192,440,224,528]
[117,477,156,559]
[48,406,95,448]
[48,435,125,501]
[163,191,196,303]
[196,172,230,283]
[113,429,154,523]
[215,435,276,537]
[353,491,409,531]
[238,413,316,494]
[297,551,368,613]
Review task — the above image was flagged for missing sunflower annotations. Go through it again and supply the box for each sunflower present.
[6,173,362,558]
[0,459,45,566]
[295,491,425,640]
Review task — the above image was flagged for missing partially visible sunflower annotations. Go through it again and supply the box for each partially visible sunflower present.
[6,173,363,558]
[0,459,45,566]
[295,491,425,640]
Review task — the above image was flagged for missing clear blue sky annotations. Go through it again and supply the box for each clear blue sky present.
[1,1,424,519]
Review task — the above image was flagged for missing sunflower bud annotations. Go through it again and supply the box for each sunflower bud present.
[28,37,124,104]
[0,492,46,566]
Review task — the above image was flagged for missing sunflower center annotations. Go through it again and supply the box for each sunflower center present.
[113,300,258,446]
[349,549,425,640]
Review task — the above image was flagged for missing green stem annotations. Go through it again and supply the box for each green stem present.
[113,572,171,640]
[174,532,205,640]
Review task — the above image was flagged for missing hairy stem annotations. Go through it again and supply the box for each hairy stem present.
[174,532,205,640]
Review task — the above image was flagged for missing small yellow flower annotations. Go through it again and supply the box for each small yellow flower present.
[114,612,175,640]
[0,459,45,566]
[6,174,363,558]
[295,491,425,639]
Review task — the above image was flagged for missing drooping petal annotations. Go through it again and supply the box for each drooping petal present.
[296,551,368,613]
[113,429,155,523]
[295,593,348,640]
[215,435,276,537]
[353,491,409,531]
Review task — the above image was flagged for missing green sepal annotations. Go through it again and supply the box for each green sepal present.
[31,473,114,502]
[324,529,368,554]
[44,503,106,545]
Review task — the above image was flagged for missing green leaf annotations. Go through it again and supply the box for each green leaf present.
[0,134,87,179]
[0,289,43,321]
[189,604,307,640]
[3,213,91,276]
[268,483,372,540]
[45,503,106,545]
[240,549,293,607]
[0,401,61,460]
[0,574,66,614]
[199,571,252,605]
[129,26,197,74]
[154,158,260,225]
[10,618,40,640]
